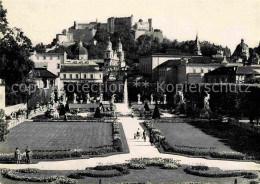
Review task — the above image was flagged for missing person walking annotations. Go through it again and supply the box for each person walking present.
[14,148,21,164]
[25,146,31,164]
[143,130,147,142]
[136,128,140,139]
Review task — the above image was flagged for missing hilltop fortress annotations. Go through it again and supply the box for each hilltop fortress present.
[54,15,163,46]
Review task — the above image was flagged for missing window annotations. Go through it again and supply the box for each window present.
[58,55,60,59]
[201,69,204,73]
[43,56,46,60]
[106,53,109,58]
[193,68,196,73]
[90,74,94,79]
[100,74,102,79]
[76,74,79,79]
[84,74,87,79]
[70,74,72,79]
[63,74,66,79]
[57,64,60,69]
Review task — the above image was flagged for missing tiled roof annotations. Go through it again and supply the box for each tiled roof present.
[206,66,236,75]
[60,65,100,73]
[33,68,57,78]
[236,66,259,75]
[206,66,260,76]
[35,62,48,69]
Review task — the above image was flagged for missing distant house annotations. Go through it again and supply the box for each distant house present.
[205,66,260,83]
[157,57,224,84]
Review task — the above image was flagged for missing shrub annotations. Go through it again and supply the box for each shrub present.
[113,138,123,152]
[129,163,146,169]
[162,163,179,169]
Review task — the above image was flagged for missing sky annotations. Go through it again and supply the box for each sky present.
[2,0,260,52]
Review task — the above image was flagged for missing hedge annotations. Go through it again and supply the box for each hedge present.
[184,166,258,178]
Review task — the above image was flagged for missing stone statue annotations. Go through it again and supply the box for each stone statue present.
[73,93,77,104]
[86,93,90,104]
[204,92,210,109]
[100,93,103,102]
[137,94,141,104]
[50,92,55,104]
[111,94,116,104]
[150,94,154,104]
[163,94,167,104]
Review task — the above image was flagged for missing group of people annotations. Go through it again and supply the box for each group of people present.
[135,128,147,142]
[14,146,32,164]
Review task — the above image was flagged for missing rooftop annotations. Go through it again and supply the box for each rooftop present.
[60,65,101,73]
[33,68,57,78]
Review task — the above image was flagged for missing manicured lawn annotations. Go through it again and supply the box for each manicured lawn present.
[0,121,113,153]
[0,167,256,184]
[153,123,234,153]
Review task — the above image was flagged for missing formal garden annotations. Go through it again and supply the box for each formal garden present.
[0,158,259,184]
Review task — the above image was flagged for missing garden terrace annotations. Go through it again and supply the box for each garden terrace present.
[1,165,258,184]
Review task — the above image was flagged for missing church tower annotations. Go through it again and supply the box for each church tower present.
[117,38,125,68]
[194,32,202,56]
[103,37,114,67]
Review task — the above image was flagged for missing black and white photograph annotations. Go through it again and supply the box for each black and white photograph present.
[0,0,260,183]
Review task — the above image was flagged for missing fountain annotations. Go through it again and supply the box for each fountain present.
[114,79,132,115]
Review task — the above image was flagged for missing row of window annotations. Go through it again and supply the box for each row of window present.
[62,74,102,79]
[190,68,212,73]
[36,55,60,60]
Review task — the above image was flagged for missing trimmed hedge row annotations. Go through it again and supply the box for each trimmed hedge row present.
[184,166,258,179]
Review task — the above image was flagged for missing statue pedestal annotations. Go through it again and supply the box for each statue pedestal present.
[137,101,142,105]
[200,108,212,119]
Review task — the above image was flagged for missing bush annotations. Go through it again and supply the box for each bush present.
[113,138,123,152]
[129,163,146,169]
[162,163,179,170]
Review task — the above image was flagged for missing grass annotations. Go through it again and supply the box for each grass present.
[0,121,113,154]
[0,167,257,184]
[153,122,235,153]
[188,120,260,159]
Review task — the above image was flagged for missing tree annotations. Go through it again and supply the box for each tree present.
[0,1,35,105]
[0,109,9,141]
[34,42,46,53]
[144,102,150,111]
[152,103,160,119]
[94,107,102,118]
[0,0,8,35]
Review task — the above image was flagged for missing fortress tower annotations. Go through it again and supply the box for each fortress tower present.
[194,32,202,56]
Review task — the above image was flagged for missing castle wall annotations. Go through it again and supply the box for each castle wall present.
[68,28,96,43]
[134,30,163,43]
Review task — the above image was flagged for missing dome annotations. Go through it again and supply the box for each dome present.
[78,41,88,55]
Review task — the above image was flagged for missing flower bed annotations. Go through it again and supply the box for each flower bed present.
[129,158,181,169]
[68,164,129,179]
[184,166,258,178]
[1,171,78,183]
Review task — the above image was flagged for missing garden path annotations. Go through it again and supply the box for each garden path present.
[0,116,260,171]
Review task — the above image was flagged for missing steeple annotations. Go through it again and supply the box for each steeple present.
[106,37,112,51]
[117,38,123,52]
[194,32,202,56]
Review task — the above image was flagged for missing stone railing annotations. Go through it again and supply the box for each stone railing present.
[228,118,260,134]
[6,105,47,130]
